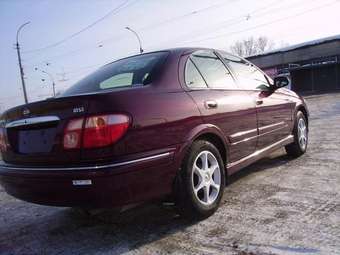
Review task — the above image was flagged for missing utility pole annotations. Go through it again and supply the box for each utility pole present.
[15,22,30,104]
[35,68,56,97]
[125,27,144,54]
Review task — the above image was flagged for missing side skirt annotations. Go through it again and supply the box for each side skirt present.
[226,135,294,175]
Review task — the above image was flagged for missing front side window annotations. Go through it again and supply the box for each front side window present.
[220,52,269,90]
[62,52,168,96]
[189,50,236,89]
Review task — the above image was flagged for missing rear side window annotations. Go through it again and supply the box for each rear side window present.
[190,50,236,89]
[219,52,269,90]
[185,59,207,88]
[62,52,168,96]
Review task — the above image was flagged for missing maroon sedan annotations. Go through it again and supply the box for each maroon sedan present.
[0,48,308,219]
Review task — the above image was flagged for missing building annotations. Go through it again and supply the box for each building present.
[247,35,340,93]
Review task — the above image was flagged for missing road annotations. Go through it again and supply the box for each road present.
[0,93,339,255]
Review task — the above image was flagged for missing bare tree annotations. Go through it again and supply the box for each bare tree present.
[257,36,273,52]
[229,41,245,57]
[229,36,275,57]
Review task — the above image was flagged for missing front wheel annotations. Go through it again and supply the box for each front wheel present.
[285,111,308,157]
[175,140,226,219]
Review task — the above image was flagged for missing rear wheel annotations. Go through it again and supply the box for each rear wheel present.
[285,111,308,157]
[175,140,225,219]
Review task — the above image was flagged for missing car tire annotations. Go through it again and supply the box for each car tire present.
[285,111,308,157]
[174,140,226,219]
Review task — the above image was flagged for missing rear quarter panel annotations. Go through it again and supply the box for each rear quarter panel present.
[82,88,203,163]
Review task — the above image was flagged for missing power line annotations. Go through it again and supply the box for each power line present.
[93,0,236,45]
[23,0,233,66]
[146,0,283,49]
[17,0,271,72]
[22,0,137,54]
[147,0,320,49]
[24,0,274,69]
[180,0,339,45]
[137,0,234,31]
[21,0,335,80]
[22,31,126,66]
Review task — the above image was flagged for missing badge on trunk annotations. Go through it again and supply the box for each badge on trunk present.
[73,107,85,113]
[23,108,30,116]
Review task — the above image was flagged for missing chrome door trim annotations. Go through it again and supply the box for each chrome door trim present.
[229,128,258,146]
[258,121,285,132]
[230,128,258,139]
[227,135,294,169]
[230,135,258,146]
[5,116,60,129]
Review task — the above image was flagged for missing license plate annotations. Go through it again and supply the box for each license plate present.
[18,128,56,154]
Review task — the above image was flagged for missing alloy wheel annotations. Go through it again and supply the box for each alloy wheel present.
[191,150,221,206]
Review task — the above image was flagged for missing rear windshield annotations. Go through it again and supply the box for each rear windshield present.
[62,51,168,96]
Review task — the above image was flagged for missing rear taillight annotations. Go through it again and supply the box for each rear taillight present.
[83,114,129,149]
[63,118,84,149]
[0,128,8,152]
[63,114,130,150]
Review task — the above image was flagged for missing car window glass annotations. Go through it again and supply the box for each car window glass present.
[100,73,133,89]
[185,59,207,88]
[62,52,168,96]
[220,52,269,90]
[190,50,236,89]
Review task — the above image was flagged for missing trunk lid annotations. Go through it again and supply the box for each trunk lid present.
[1,96,89,166]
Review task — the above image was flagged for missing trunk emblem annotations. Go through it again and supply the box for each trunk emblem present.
[23,109,30,116]
[73,107,85,113]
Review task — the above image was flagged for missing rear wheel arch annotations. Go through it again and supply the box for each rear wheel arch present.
[182,124,229,167]
[192,133,227,166]
[172,127,229,193]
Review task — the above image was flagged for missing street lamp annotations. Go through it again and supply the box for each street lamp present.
[16,21,30,104]
[35,68,56,97]
[125,26,144,54]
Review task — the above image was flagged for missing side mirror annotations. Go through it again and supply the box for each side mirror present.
[273,76,289,90]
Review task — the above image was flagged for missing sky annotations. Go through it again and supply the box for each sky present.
[1,0,340,111]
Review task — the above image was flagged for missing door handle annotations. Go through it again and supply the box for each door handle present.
[256,99,263,105]
[205,100,218,109]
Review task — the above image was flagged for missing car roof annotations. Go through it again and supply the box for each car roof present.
[102,47,244,69]
[103,47,212,65]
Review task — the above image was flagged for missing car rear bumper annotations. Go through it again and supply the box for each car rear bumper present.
[0,150,177,207]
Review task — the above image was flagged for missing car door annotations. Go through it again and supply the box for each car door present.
[180,50,258,163]
[255,88,294,149]
[219,51,293,150]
